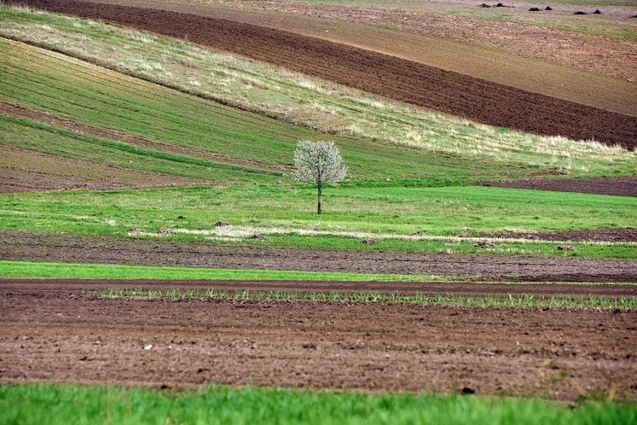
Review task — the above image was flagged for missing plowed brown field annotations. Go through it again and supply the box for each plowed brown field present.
[482,177,637,197]
[1,279,636,400]
[7,0,637,149]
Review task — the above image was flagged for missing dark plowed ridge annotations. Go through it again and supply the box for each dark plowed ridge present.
[2,232,636,282]
[2,282,636,400]
[4,279,636,297]
[9,0,637,149]
[482,177,637,197]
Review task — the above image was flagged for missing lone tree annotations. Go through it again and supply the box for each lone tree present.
[292,140,347,214]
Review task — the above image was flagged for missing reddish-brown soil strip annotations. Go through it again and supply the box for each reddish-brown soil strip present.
[8,0,637,149]
[1,281,635,400]
[481,177,637,198]
[2,232,636,282]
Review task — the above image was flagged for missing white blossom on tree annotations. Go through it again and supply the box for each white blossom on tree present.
[292,140,347,214]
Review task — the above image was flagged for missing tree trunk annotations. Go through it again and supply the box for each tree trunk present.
[317,184,322,215]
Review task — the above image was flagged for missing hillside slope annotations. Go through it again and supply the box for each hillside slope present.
[85,0,637,117]
[7,0,637,149]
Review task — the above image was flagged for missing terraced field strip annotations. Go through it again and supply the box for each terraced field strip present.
[9,0,637,148]
[0,101,287,172]
[0,144,209,192]
[108,0,637,116]
[0,114,282,185]
[1,37,534,187]
[3,6,635,183]
[5,279,637,298]
[1,181,636,259]
[2,233,636,280]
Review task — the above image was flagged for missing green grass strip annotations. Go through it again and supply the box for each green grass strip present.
[1,383,635,425]
[90,288,637,310]
[0,261,444,282]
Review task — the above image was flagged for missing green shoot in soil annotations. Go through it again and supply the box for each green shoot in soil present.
[88,287,637,310]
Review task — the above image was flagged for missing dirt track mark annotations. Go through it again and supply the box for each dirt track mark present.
[0,101,287,173]
[8,0,637,149]
[0,145,211,192]
[2,232,636,282]
[482,227,637,243]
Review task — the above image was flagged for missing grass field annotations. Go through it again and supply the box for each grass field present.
[2,384,635,425]
[2,185,635,258]
[0,36,559,186]
[0,260,445,282]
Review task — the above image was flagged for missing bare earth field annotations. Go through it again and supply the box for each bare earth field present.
[1,280,636,401]
[7,0,637,149]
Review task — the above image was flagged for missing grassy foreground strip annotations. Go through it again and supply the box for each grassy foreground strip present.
[1,384,635,425]
[91,288,637,310]
[0,261,442,283]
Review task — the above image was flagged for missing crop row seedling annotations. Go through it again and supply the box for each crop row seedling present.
[87,288,637,310]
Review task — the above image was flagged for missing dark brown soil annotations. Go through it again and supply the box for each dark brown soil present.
[2,231,636,282]
[7,0,637,149]
[6,278,637,297]
[484,228,637,243]
[481,177,637,197]
[1,280,636,401]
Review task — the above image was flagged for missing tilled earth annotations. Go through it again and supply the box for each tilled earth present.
[7,0,637,149]
[2,231,637,282]
[481,177,637,198]
[2,231,635,400]
[1,280,636,401]
[1,232,636,400]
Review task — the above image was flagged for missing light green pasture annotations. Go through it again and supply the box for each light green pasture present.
[1,384,635,425]
[0,261,441,282]
[1,185,635,258]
